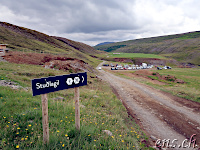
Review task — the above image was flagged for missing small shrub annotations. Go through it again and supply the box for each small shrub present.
[48,72,55,76]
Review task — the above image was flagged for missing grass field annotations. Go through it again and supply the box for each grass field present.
[107,53,166,59]
[105,66,200,103]
[150,68,200,102]
[0,62,151,149]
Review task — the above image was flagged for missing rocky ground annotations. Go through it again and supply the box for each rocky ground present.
[0,80,29,91]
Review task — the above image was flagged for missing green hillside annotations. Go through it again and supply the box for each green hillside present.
[0,22,150,149]
[0,22,101,67]
[94,31,200,65]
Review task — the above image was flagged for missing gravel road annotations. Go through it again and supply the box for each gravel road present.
[97,62,200,150]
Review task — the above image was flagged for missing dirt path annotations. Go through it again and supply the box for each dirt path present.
[97,62,200,150]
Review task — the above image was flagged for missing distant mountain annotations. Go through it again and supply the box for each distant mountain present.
[94,31,200,65]
[0,21,101,66]
[95,42,114,46]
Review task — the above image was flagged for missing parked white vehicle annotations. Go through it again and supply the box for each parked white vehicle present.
[117,65,123,70]
[98,67,102,70]
[150,65,153,68]
[163,66,167,69]
[142,63,147,69]
[136,66,141,69]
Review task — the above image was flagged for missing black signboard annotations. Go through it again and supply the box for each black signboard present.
[32,72,87,96]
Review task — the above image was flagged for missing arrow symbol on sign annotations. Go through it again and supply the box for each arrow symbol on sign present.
[82,76,84,83]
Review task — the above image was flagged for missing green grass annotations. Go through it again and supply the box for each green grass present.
[0,62,149,149]
[108,53,166,59]
[151,68,200,102]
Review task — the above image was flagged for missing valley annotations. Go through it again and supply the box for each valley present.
[0,21,200,149]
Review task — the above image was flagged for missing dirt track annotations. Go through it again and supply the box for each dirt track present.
[97,62,200,150]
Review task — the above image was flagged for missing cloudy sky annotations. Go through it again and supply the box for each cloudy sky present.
[1,0,200,46]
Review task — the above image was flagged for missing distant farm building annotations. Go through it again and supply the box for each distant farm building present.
[0,44,8,56]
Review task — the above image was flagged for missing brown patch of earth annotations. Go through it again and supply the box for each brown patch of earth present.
[4,51,91,72]
[114,58,133,63]
[134,70,185,84]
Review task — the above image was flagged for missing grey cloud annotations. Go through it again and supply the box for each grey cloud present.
[1,0,138,33]
[0,0,200,46]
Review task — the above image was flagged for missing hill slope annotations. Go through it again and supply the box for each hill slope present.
[95,42,114,46]
[0,22,101,66]
[94,31,200,65]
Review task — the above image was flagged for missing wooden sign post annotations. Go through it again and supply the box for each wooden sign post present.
[74,87,80,130]
[41,94,49,144]
[32,72,87,144]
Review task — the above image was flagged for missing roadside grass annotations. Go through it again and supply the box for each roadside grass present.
[0,62,149,149]
[102,66,200,103]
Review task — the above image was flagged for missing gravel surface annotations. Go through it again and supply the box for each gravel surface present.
[97,62,200,150]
